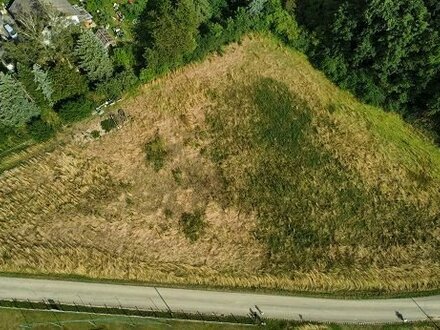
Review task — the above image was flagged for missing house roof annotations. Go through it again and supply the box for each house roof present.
[9,0,81,18]
[95,28,116,48]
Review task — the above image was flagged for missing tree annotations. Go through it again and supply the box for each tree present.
[3,7,80,67]
[248,0,267,16]
[297,0,440,119]
[17,63,47,106]
[264,0,299,44]
[6,4,67,65]
[112,45,136,70]
[50,25,82,64]
[49,62,88,104]
[194,0,214,22]
[138,0,199,75]
[206,0,229,19]
[74,30,113,82]
[96,69,138,100]
[33,64,54,106]
[0,73,40,127]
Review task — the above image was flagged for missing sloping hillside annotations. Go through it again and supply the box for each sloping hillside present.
[0,35,439,294]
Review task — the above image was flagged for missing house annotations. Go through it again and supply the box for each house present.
[8,0,93,26]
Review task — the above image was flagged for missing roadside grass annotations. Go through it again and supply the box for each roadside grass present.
[0,139,33,164]
[0,128,31,157]
[0,308,251,330]
[0,35,439,294]
[0,308,437,330]
[265,320,439,330]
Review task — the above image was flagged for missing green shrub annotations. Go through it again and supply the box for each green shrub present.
[0,125,30,154]
[28,118,56,142]
[171,167,183,185]
[100,118,117,132]
[90,130,100,138]
[144,134,168,171]
[164,208,173,219]
[57,97,95,123]
[96,69,138,100]
[180,211,205,241]
[112,45,136,70]
[139,67,156,83]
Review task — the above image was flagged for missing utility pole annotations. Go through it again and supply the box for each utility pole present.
[411,297,440,330]
[154,287,172,316]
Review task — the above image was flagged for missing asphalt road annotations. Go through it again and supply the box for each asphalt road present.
[0,277,439,324]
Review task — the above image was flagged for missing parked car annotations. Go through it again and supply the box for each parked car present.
[4,24,17,39]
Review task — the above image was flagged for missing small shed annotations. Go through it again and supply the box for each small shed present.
[95,28,116,49]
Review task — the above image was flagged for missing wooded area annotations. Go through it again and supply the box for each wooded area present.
[295,0,440,138]
[0,0,439,152]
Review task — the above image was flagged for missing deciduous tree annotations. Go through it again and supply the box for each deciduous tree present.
[49,62,88,104]
[138,0,199,75]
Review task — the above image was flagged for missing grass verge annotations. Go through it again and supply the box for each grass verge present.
[0,307,252,330]
[0,307,437,330]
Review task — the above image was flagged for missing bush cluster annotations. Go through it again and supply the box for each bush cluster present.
[58,98,95,124]
[180,211,205,242]
[144,134,168,172]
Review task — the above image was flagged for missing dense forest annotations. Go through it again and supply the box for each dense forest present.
[1,0,439,152]
[295,0,440,138]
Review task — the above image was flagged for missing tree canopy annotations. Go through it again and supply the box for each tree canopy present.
[296,0,440,128]
[1,0,440,142]
[74,30,114,82]
[49,62,89,105]
[138,0,200,75]
[0,73,40,127]
[33,64,54,106]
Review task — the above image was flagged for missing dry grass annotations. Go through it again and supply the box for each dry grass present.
[0,35,439,293]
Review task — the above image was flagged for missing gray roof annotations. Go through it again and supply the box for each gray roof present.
[9,0,81,18]
[95,28,116,48]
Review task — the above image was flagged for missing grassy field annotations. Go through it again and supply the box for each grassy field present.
[0,308,437,329]
[0,308,251,329]
[0,35,439,294]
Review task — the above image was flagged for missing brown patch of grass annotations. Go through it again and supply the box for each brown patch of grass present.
[0,35,439,293]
